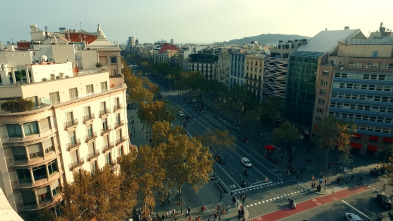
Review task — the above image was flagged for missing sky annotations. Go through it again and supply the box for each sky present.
[1,0,393,44]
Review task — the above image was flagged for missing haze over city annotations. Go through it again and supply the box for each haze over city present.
[2,0,393,44]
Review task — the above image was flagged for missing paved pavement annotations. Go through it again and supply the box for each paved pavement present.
[126,90,386,221]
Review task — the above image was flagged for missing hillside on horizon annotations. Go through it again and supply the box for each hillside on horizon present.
[223,33,311,46]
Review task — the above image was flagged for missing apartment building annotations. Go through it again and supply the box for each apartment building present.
[229,52,246,88]
[217,48,230,87]
[187,51,218,80]
[316,38,393,155]
[0,24,129,216]
[245,54,265,101]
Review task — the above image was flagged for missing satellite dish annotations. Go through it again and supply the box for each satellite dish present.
[40,55,48,62]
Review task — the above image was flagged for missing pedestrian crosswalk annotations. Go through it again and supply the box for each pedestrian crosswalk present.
[245,189,310,208]
[231,181,284,195]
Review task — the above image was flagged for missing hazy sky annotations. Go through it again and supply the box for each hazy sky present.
[1,0,393,44]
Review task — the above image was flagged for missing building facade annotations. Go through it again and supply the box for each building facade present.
[245,54,265,101]
[0,24,130,216]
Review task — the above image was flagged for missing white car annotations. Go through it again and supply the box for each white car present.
[345,213,363,221]
[241,157,252,168]
[178,111,185,117]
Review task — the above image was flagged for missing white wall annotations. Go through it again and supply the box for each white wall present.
[30,62,73,82]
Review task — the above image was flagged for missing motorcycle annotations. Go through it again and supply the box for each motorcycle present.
[241,179,247,187]
[288,198,296,209]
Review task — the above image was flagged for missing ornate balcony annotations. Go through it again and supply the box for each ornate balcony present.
[85,132,97,143]
[113,103,123,113]
[114,120,124,129]
[87,149,100,161]
[67,139,81,151]
[83,113,95,124]
[64,119,78,131]
[100,126,113,136]
[69,158,84,170]
[99,108,110,118]
[115,136,128,146]
[102,142,115,153]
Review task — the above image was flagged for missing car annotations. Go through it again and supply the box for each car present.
[178,111,185,117]
[345,212,363,221]
[241,157,252,168]
[377,193,392,209]
[215,155,225,164]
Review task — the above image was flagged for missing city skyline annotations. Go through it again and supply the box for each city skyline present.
[1,0,393,44]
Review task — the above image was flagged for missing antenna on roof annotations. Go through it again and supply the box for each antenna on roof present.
[80,22,82,33]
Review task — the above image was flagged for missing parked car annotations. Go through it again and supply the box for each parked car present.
[345,212,363,221]
[241,157,252,168]
[377,194,392,209]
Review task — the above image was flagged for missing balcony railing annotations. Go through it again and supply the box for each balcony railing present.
[83,113,95,124]
[64,119,78,130]
[102,142,114,153]
[67,139,81,151]
[99,108,110,118]
[69,158,84,170]
[113,103,123,112]
[85,132,97,143]
[114,120,124,129]
[115,136,128,146]
[87,150,100,161]
[100,126,113,136]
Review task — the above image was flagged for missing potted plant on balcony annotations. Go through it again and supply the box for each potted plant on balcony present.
[1,98,33,113]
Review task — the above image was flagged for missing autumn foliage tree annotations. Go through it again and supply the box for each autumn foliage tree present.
[312,116,356,170]
[196,129,236,155]
[138,101,174,127]
[61,166,137,221]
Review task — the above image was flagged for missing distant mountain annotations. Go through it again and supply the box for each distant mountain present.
[223,34,311,46]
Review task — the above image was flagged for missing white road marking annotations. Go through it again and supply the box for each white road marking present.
[341,200,373,221]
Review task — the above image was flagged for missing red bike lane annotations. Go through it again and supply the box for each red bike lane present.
[250,185,369,221]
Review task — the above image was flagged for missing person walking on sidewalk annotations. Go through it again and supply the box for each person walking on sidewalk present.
[383,183,387,191]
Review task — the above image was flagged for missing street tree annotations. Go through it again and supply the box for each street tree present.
[312,116,356,171]
[118,146,165,220]
[196,129,236,155]
[378,144,393,162]
[271,121,300,169]
[137,101,174,127]
[260,96,282,126]
[159,133,213,212]
[150,121,185,147]
[61,166,136,221]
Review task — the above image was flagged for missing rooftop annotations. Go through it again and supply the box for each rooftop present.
[297,29,365,53]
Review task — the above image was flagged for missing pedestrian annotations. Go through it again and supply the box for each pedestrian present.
[325,179,327,185]
[351,175,354,181]
[218,215,221,221]
[197,216,200,221]
[219,194,223,201]
[214,214,217,221]
[188,216,192,221]
[162,215,165,221]
[173,209,176,217]
[383,184,387,191]
[300,175,303,181]
[186,210,189,217]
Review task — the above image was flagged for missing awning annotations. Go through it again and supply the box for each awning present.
[265,145,275,151]
[383,137,393,143]
[350,142,362,149]
[369,135,379,141]
[368,145,377,152]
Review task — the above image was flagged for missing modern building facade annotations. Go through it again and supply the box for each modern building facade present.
[0,24,130,216]
[284,28,366,135]
[229,53,246,88]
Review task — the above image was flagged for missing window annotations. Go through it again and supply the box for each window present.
[84,106,92,118]
[101,81,108,91]
[24,122,39,136]
[102,119,108,131]
[119,145,124,156]
[48,160,58,175]
[322,71,329,76]
[319,89,326,95]
[110,56,117,64]
[321,80,328,86]
[7,124,22,138]
[17,169,32,183]
[116,114,121,125]
[91,161,98,174]
[112,69,118,76]
[51,179,60,196]
[88,141,95,155]
[87,124,93,137]
[114,97,120,108]
[69,88,78,100]
[32,165,47,181]
[317,108,324,114]
[28,143,43,159]
[12,146,26,161]
[21,191,36,205]
[37,186,51,203]
[69,131,77,144]
[86,84,94,95]
[65,112,74,126]
[105,152,112,165]
[70,149,79,164]
[318,99,325,105]
[49,92,60,104]
[39,117,51,132]
[43,138,54,154]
